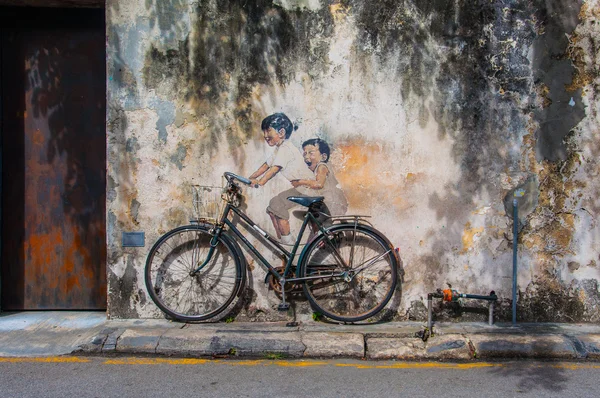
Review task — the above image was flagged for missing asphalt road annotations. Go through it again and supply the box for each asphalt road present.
[1,357,599,398]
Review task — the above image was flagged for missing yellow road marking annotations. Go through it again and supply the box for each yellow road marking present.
[99,359,503,369]
[103,358,211,365]
[0,357,90,363]
[2,357,600,370]
[272,360,329,367]
[225,359,266,366]
[551,363,600,370]
[335,362,502,369]
[103,358,328,367]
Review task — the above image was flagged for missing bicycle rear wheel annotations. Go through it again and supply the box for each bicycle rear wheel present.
[145,225,244,322]
[299,224,397,322]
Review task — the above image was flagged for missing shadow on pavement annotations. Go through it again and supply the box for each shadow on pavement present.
[489,362,569,393]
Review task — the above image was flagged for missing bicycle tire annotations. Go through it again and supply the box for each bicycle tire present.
[299,224,398,322]
[145,224,244,322]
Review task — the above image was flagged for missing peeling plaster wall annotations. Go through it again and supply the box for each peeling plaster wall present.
[106,0,600,322]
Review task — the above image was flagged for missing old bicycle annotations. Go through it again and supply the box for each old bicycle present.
[145,172,400,322]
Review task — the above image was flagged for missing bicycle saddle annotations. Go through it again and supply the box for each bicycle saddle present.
[287,196,324,207]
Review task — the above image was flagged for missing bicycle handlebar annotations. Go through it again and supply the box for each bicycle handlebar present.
[224,172,251,185]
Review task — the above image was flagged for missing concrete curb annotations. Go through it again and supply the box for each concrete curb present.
[116,329,163,354]
[576,334,600,359]
[366,334,472,360]
[302,332,364,358]
[157,329,306,357]
[469,334,577,360]
[73,322,600,361]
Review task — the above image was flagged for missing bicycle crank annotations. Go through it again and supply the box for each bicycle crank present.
[267,266,300,295]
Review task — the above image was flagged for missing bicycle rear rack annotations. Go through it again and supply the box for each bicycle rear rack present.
[324,214,373,227]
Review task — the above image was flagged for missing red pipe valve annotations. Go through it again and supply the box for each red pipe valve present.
[442,289,459,302]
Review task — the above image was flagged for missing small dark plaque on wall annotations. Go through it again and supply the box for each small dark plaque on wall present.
[122,232,145,247]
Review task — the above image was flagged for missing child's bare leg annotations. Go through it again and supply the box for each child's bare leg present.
[279,219,295,245]
[307,223,318,241]
[277,218,291,236]
[271,214,294,245]
[268,212,282,239]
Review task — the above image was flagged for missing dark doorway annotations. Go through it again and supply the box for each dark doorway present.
[0,7,106,310]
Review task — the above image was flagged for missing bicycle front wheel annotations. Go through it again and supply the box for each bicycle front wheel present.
[299,224,398,322]
[145,225,244,322]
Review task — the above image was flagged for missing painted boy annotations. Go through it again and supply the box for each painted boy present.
[248,113,314,245]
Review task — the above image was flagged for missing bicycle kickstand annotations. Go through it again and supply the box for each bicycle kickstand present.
[277,278,291,312]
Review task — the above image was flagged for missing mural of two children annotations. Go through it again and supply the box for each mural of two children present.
[248,113,348,245]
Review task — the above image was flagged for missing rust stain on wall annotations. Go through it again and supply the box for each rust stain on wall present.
[565,39,594,92]
[521,128,542,174]
[335,139,403,209]
[566,3,600,93]
[523,146,583,258]
[536,83,552,108]
[460,222,484,254]
[330,2,349,21]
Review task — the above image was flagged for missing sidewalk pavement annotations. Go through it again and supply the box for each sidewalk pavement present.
[2,312,600,360]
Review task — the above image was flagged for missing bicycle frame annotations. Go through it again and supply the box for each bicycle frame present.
[193,199,346,285]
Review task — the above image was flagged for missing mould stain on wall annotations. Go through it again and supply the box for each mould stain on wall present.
[141,0,335,156]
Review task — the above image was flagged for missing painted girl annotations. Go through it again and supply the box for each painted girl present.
[291,138,348,216]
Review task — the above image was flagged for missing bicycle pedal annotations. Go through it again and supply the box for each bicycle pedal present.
[277,303,290,311]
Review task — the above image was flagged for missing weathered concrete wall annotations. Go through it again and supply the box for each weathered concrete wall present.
[106,0,600,322]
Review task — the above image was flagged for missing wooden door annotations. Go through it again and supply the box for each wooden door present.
[1,7,106,309]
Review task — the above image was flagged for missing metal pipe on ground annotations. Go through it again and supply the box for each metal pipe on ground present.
[427,289,498,331]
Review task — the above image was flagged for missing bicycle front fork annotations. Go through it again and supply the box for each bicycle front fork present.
[190,234,219,276]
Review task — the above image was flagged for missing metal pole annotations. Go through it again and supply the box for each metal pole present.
[427,294,433,331]
[512,198,518,325]
[489,301,494,326]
